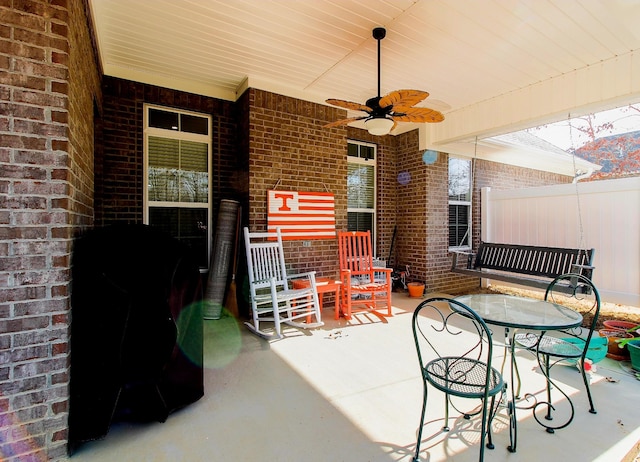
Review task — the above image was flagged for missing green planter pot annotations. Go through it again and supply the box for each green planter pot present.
[627,339,640,371]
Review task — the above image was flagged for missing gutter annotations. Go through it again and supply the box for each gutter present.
[573,168,595,183]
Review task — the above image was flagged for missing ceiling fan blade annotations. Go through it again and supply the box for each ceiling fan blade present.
[379,90,429,109]
[391,107,445,123]
[326,99,372,113]
[324,116,367,128]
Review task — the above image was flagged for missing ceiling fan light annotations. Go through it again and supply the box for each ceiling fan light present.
[365,117,394,136]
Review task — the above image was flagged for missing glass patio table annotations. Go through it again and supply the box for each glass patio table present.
[454,293,583,453]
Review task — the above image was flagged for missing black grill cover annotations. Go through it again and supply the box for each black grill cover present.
[68,224,204,453]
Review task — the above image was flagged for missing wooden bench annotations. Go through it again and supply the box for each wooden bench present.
[451,242,595,293]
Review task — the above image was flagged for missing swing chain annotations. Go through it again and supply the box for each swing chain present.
[568,114,587,255]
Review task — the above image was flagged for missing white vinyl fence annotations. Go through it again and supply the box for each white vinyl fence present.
[481,176,640,306]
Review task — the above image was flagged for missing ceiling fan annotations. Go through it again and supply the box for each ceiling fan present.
[325,27,444,136]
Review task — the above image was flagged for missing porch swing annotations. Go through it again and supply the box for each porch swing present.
[450,128,596,294]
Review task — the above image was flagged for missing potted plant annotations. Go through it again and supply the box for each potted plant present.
[407,281,425,298]
[599,329,634,360]
[626,340,640,371]
[615,337,640,371]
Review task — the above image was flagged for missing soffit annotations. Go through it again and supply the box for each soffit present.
[88,0,640,171]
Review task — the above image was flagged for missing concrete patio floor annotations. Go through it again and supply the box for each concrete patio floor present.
[71,292,640,462]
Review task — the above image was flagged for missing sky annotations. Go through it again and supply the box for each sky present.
[525,103,640,151]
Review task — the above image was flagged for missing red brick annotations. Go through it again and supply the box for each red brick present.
[0,134,48,150]
[0,102,46,120]
[12,89,67,109]
[51,80,68,95]
[0,9,46,31]
[51,50,68,66]
[13,58,68,79]
[52,428,68,441]
[51,109,67,124]
[13,180,67,195]
[0,376,47,395]
[0,71,46,90]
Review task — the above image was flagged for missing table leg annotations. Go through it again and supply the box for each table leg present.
[507,330,518,453]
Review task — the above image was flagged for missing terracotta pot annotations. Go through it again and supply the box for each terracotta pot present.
[599,329,633,360]
[602,320,640,336]
[407,282,425,298]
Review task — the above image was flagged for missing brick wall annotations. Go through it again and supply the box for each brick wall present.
[0,0,100,460]
[395,130,442,287]
[97,77,241,226]
[247,89,347,280]
[246,93,571,296]
[346,127,398,266]
[245,90,400,279]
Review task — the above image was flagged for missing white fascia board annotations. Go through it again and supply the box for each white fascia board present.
[425,137,600,177]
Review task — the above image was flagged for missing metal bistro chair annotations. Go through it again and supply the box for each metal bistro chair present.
[514,273,601,432]
[412,297,506,462]
[243,227,323,340]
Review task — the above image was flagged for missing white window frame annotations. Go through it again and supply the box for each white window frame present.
[143,104,212,266]
[448,156,472,251]
[347,140,377,251]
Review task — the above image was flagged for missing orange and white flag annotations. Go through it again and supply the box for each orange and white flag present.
[267,190,336,240]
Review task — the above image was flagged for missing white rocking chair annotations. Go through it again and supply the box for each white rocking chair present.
[243,227,324,339]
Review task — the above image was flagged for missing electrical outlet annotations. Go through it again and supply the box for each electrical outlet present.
[302,241,311,247]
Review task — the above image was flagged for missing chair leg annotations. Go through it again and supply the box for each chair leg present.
[414,384,428,462]
[485,395,497,450]
[579,358,597,414]
[543,354,554,424]
[478,400,489,462]
[386,277,392,316]
[443,393,450,432]
[341,285,352,319]
[272,300,282,338]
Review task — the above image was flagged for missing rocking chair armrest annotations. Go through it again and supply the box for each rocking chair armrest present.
[339,269,352,285]
[252,277,274,284]
[286,271,317,281]
[373,267,393,280]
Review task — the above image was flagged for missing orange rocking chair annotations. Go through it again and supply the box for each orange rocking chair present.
[337,231,393,319]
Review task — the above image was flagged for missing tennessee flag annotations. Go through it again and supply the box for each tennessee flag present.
[267,190,336,240]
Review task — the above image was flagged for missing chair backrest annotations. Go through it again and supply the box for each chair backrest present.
[337,231,375,277]
[244,227,288,291]
[412,297,496,394]
[544,273,601,348]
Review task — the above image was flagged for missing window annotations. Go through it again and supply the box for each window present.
[347,140,376,243]
[144,105,212,268]
[448,157,471,249]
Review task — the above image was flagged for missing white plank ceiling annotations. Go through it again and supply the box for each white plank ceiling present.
[88,0,640,171]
